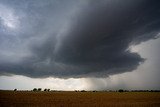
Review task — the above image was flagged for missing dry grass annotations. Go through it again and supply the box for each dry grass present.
[0,90,160,107]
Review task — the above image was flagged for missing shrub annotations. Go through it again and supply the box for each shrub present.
[33,88,37,91]
[14,89,17,91]
[118,89,124,92]
[38,88,42,91]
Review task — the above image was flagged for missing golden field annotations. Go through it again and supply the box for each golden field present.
[0,91,160,107]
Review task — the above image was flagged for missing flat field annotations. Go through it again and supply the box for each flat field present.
[0,91,160,107]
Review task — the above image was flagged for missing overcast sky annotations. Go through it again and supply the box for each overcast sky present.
[0,0,160,90]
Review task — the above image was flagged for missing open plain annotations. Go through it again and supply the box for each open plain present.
[0,90,160,107]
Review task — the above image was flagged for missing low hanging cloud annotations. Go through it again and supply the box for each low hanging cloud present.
[0,0,160,78]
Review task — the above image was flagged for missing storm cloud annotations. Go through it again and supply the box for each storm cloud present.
[0,0,160,78]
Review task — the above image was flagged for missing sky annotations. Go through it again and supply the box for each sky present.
[0,0,160,90]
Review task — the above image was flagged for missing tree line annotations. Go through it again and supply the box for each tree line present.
[13,88,160,92]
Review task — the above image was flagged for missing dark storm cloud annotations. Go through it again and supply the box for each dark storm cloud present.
[0,0,160,78]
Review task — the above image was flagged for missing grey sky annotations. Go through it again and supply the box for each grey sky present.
[0,0,160,90]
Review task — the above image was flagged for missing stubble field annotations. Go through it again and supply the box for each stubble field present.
[0,90,160,107]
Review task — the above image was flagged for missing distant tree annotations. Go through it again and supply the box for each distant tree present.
[14,89,17,91]
[33,88,37,91]
[44,88,50,91]
[38,88,42,91]
[118,89,124,92]
[81,90,86,92]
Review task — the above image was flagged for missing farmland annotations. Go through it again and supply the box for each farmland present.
[0,90,160,107]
